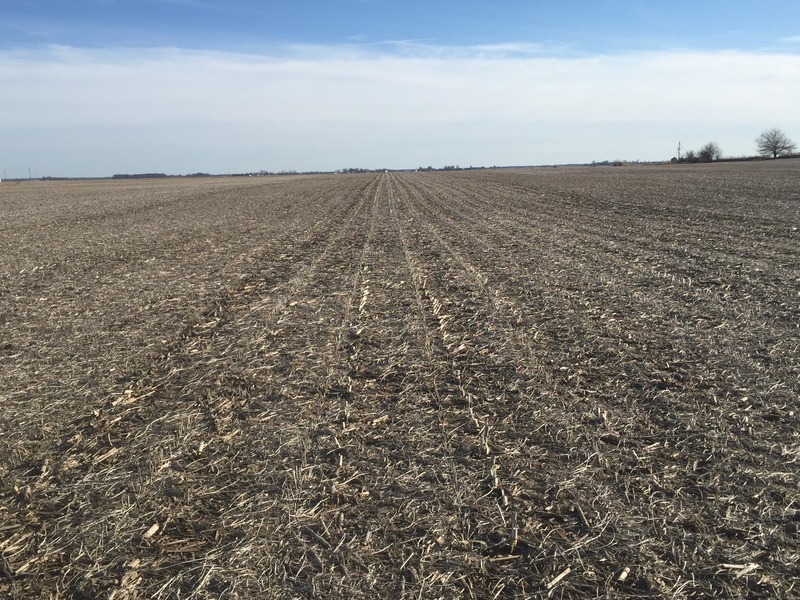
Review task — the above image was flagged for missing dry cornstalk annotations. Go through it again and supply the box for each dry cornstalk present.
[546,567,571,590]
[143,523,160,539]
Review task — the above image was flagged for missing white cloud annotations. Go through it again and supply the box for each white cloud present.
[1,44,799,175]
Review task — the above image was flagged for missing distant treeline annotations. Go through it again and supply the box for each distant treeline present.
[112,173,168,179]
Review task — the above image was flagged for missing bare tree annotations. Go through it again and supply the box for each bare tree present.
[698,142,722,162]
[756,128,797,158]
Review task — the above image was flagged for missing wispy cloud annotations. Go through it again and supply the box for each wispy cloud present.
[282,40,571,60]
[2,44,799,175]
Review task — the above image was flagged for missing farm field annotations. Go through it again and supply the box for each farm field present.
[1,161,799,598]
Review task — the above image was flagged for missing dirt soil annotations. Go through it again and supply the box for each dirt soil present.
[1,162,798,598]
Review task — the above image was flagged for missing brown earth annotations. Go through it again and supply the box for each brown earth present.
[1,162,798,598]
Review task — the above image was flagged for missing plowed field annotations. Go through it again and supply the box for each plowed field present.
[1,162,799,598]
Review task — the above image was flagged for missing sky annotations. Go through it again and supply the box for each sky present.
[2,1,800,177]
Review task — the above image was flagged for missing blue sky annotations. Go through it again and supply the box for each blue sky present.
[2,1,800,176]
[4,1,800,53]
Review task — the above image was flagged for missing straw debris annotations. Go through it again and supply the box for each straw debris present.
[1,163,798,597]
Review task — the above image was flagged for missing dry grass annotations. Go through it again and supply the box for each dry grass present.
[1,162,798,598]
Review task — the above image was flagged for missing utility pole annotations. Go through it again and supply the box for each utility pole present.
[677,142,681,161]
[29,167,32,181]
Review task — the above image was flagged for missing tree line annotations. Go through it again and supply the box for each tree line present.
[678,128,796,163]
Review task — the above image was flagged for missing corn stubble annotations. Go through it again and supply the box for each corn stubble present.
[0,162,798,598]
